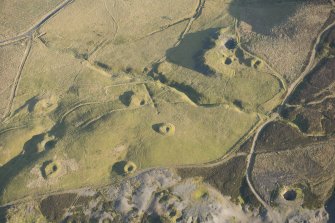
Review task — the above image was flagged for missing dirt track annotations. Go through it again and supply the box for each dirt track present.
[245,114,278,210]
[0,0,75,122]
[1,0,335,215]
[2,38,32,121]
[243,13,335,212]
[282,19,335,106]
[0,0,74,47]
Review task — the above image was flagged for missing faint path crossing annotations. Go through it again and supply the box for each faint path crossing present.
[174,0,205,48]
[1,0,335,212]
[0,0,74,47]
[1,0,75,121]
[2,38,32,121]
[103,0,118,40]
[153,0,206,64]
[89,0,119,58]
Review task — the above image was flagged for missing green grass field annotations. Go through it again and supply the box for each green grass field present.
[0,0,286,204]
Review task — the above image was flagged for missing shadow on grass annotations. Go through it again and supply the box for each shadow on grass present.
[0,205,9,222]
[165,0,302,73]
[11,96,39,117]
[165,28,219,76]
[0,132,56,199]
[0,122,67,203]
[152,72,204,104]
[0,140,46,202]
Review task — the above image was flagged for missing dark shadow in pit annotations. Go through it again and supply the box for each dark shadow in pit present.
[165,28,219,76]
[152,123,162,133]
[111,161,128,176]
[40,193,77,222]
[0,205,9,222]
[326,190,335,223]
[283,190,297,201]
[40,160,55,179]
[233,99,244,109]
[119,91,135,106]
[228,0,302,36]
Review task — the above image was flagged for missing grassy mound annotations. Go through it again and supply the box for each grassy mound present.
[123,161,137,175]
[154,123,176,136]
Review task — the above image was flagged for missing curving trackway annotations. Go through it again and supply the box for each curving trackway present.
[1,0,335,216]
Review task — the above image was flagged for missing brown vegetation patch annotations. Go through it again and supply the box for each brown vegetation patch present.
[284,98,335,134]
[253,139,335,208]
[288,58,335,105]
[255,121,319,153]
[177,156,247,201]
[283,57,335,134]
[238,136,253,153]
[40,193,77,222]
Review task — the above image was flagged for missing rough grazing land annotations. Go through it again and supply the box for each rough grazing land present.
[0,0,335,222]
